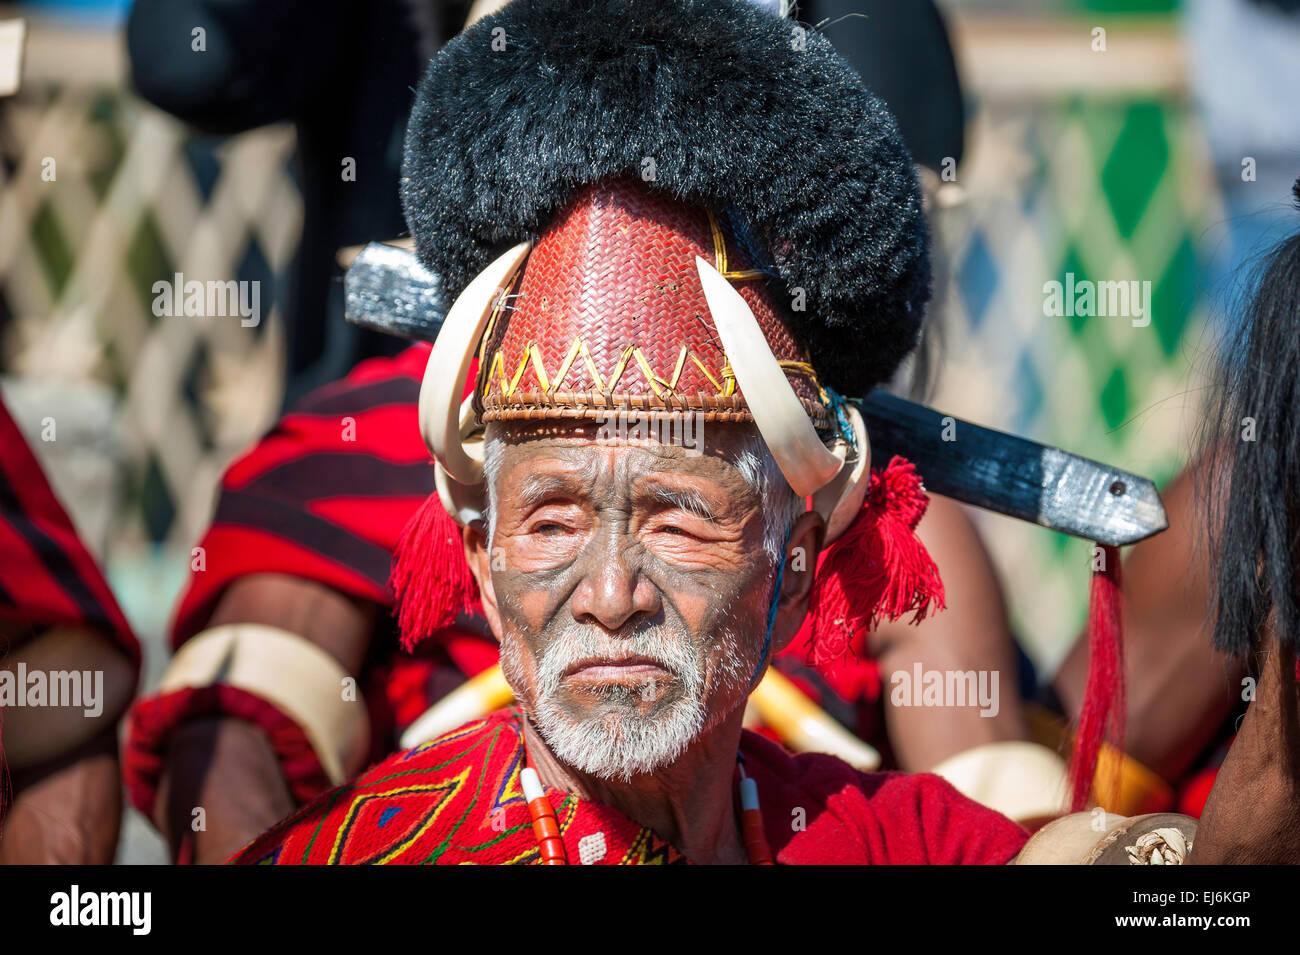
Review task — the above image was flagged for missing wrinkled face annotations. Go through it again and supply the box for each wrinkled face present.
[480,422,783,781]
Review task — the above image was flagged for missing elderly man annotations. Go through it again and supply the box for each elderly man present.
[231,0,1188,865]
[127,0,1048,866]
[236,409,1027,863]
[231,340,1024,862]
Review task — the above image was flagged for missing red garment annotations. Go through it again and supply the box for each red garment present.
[231,708,1027,865]
[0,395,139,813]
[171,343,436,642]
[0,397,138,665]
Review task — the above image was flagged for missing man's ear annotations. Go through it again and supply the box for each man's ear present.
[770,509,825,656]
[463,519,503,641]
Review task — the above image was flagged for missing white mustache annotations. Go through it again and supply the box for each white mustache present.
[536,625,702,697]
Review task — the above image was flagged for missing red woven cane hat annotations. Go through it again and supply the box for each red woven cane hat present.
[476,177,828,428]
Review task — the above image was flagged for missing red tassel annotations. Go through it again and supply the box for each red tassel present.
[803,456,946,666]
[1068,543,1126,812]
[389,492,479,651]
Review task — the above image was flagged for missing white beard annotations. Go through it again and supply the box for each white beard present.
[500,621,760,782]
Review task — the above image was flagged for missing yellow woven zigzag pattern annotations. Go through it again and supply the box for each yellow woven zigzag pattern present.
[484,336,818,401]
[485,337,734,400]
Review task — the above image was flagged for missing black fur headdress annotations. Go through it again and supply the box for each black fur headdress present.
[400,0,929,395]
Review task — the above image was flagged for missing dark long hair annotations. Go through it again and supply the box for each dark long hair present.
[1202,178,1300,655]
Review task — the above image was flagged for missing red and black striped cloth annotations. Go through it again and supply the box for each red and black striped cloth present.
[0,395,137,664]
[0,394,139,813]
[169,341,497,680]
[171,345,438,642]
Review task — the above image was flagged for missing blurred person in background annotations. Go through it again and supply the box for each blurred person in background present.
[1190,174,1300,861]
[0,396,139,863]
[1066,174,1300,862]
[1052,178,1300,827]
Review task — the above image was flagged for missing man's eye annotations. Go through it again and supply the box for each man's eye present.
[654,524,696,538]
[531,522,570,536]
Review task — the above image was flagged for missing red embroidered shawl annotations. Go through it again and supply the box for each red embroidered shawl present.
[232,709,1028,865]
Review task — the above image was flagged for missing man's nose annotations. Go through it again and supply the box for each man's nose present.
[568,532,660,633]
